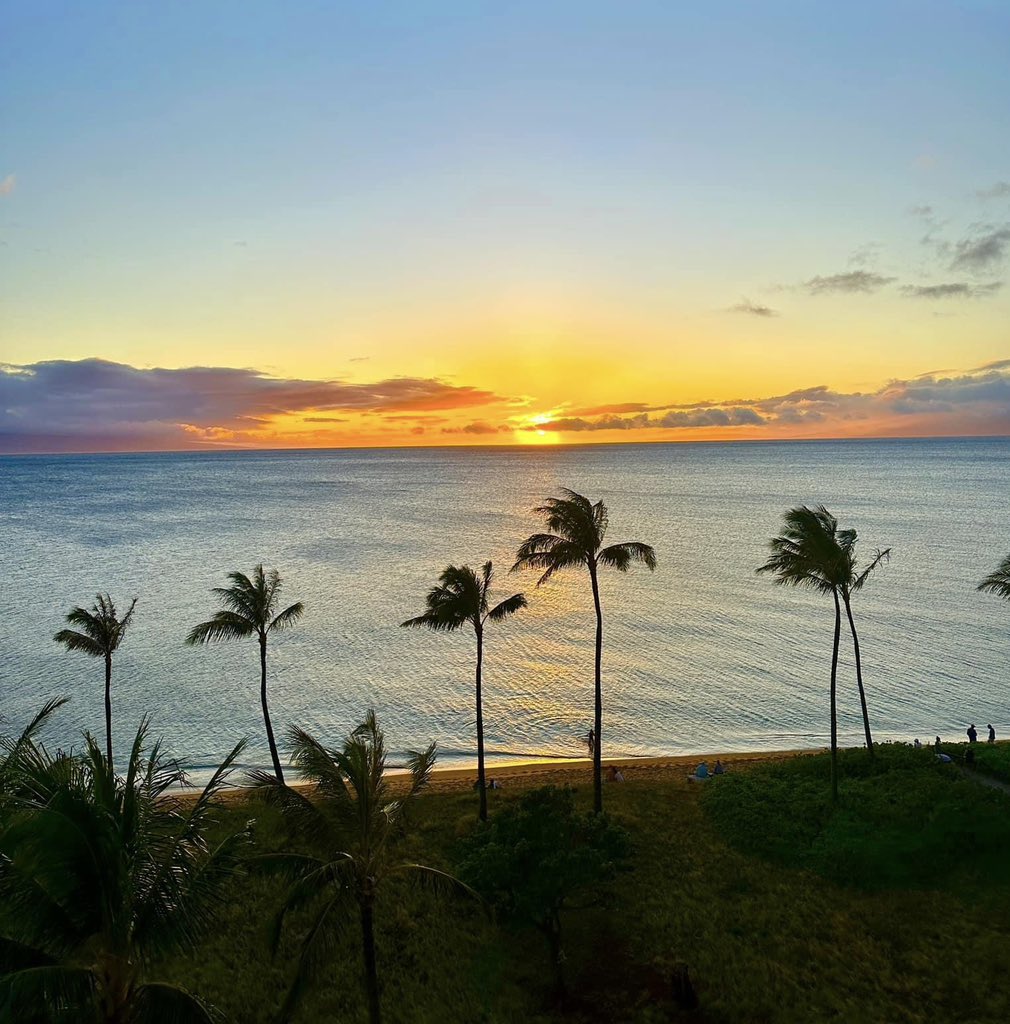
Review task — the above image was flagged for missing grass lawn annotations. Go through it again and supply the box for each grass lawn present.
[161,745,1010,1023]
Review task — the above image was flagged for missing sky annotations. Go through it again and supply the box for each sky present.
[2,1,1009,452]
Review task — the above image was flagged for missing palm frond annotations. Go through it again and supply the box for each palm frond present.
[51,629,105,658]
[391,863,483,906]
[270,602,305,633]
[851,547,891,591]
[485,592,527,623]
[0,965,96,1019]
[130,982,219,1024]
[185,612,257,645]
[598,541,657,573]
[978,553,1010,600]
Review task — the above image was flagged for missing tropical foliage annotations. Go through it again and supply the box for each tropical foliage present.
[249,710,476,1024]
[187,565,304,783]
[460,785,630,1000]
[978,553,1010,601]
[513,488,656,812]
[402,561,526,821]
[0,719,248,1023]
[53,593,137,769]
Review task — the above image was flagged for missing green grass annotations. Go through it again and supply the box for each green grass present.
[159,748,1010,1023]
[963,740,1010,784]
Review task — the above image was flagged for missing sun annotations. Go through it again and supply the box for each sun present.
[512,411,563,445]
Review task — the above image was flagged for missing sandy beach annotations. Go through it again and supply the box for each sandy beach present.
[175,746,822,805]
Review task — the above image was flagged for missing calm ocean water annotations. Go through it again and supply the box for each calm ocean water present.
[1,439,1007,781]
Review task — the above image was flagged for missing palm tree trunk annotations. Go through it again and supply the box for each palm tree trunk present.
[360,898,382,1024]
[259,634,284,783]
[830,588,841,803]
[589,563,604,815]
[104,653,114,771]
[475,626,488,823]
[842,591,874,757]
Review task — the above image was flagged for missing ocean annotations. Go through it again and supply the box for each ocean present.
[1,439,1007,782]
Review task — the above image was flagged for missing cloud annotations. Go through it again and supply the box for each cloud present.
[0,174,14,196]
[802,271,896,295]
[303,416,349,423]
[908,205,934,218]
[977,182,1010,200]
[528,362,1010,439]
[442,420,511,435]
[726,299,778,317]
[950,226,1010,272]
[900,281,1003,300]
[0,358,506,452]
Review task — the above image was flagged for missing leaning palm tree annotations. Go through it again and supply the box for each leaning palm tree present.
[836,530,890,757]
[512,489,656,814]
[402,562,526,822]
[54,593,137,770]
[758,505,850,802]
[979,554,1010,601]
[0,721,248,1023]
[187,565,303,783]
[251,711,476,1024]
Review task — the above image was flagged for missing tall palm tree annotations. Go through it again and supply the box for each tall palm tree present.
[0,721,248,1023]
[187,565,303,783]
[251,711,476,1024]
[512,488,657,814]
[54,594,137,770]
[836,530,890,757]
[402,561,526,823]
[758,505,850,802]
[979,554,1010,601]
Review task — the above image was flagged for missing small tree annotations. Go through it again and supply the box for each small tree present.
[459,786,630,1001]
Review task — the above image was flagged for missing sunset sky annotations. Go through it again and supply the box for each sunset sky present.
[2,1,1009,452]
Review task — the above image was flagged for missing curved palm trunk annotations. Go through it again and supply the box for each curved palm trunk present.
[259,634,284,783]
[589,564,604,815]
[104,653,114,770]
[830,589,841,803]
[842,590,874,757]
[475,627,488,823]
[360,898,381,1024]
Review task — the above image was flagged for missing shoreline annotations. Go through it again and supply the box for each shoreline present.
[174,745,823,804]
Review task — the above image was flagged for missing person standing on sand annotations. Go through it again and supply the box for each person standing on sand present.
[586,728,596,757]
[988,724,996,743]
[967,724,978,743]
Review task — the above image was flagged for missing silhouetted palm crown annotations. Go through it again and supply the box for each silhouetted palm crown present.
[402,562,527,633]
[186,566,303,645]
[979,554,1010,601]
[756,505,849,590]
[512,489,657,582]
[53,593,137,660]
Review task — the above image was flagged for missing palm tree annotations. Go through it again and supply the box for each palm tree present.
[758,505,850,802]
[0,698,69,810]
[0,721,248,1023]
[402,562,526,822]
[54,594,137,770]
[187,565,303,783]
[836,530,890,758]
[251,711,476,1024]
[979,554,1010,601]
[512,489,657,814]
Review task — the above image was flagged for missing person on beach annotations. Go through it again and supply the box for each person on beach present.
[914,738,922,749]
[988,724,996,743]
[935,736,942,750]
[586,728,596,757]
[967,724,978,743]
[713,759,725,775]
[691,761,709,781]
[608,765,625,783]
[488,778,501,790]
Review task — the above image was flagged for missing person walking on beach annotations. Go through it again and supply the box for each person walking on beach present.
[988,723,996,743]
[586,728,596,757]
[967,724,978,743]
